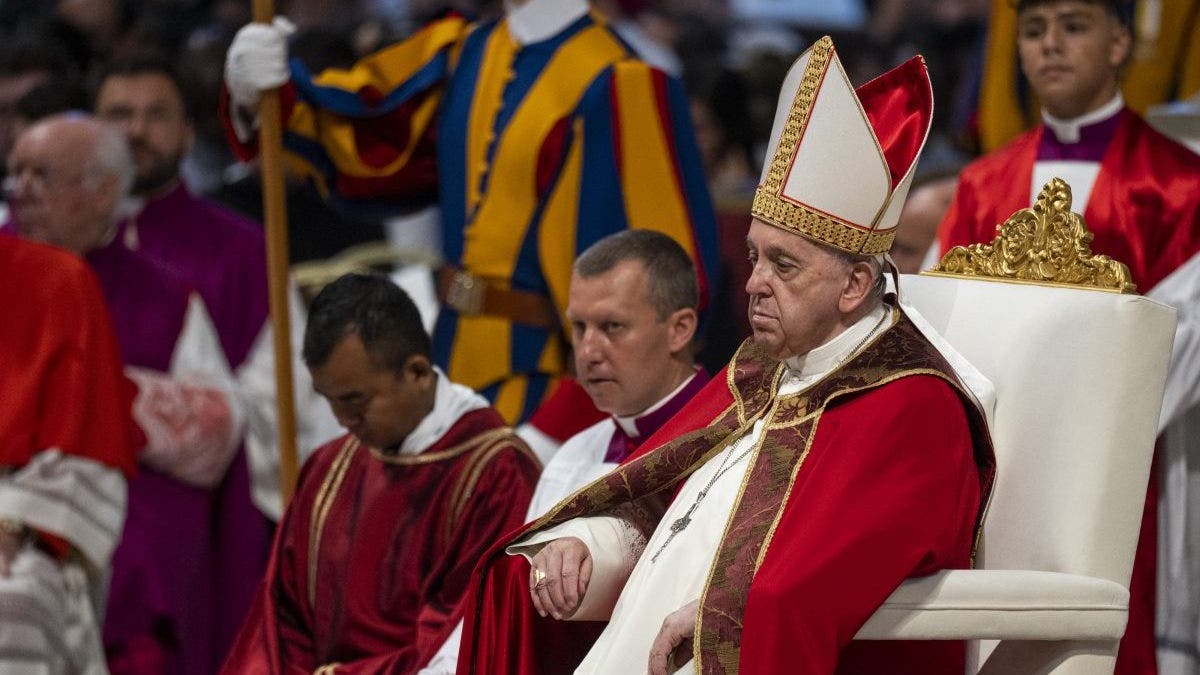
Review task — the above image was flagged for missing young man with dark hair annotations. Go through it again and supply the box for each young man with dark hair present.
[223,274,540,675]
[938,2,1200,672]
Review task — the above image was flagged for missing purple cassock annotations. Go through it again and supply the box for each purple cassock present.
[117,183,273,674]
[87,240,222,674]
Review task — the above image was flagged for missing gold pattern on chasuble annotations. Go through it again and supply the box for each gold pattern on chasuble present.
[305,428,532,606]
[928,178,1137,293]
[693,314,995,673]
[308,437,360,608]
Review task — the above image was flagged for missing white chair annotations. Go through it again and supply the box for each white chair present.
[854,178,1178,674]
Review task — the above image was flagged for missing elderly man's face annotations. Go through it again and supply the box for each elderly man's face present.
[745,219,858,360]
[95,73,193,196]
[568,259,696,417]
[7,121,118,255]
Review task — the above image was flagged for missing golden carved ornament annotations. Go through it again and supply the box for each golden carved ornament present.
[926,178,1136,293]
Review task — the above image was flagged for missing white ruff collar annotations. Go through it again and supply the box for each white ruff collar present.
[505,0,590,45]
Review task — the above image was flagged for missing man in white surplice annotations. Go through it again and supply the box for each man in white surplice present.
[423,230,708,674]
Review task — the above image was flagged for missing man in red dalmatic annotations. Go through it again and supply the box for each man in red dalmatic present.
[458,36,996,675]
[221,274,540,674]
[0,234,138,673]
[937,2,1200,672]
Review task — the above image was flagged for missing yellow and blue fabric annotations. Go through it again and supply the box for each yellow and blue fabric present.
[976,0,1200,152]
[276,13,720,424]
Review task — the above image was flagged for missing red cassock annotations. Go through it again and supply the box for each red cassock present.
[938,108,1200,292]
[0,235,136,474]
[221,408,540,674]
[937,109,1200,675]
[460,318,995,674]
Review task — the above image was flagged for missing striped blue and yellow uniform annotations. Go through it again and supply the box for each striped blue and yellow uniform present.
[273,12,720,424]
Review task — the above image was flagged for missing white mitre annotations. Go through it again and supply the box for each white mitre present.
[752,36,996,421]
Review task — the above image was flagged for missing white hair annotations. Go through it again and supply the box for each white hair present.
[86,122,135,199]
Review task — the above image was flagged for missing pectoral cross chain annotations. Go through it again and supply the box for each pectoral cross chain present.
[648,442,754,563]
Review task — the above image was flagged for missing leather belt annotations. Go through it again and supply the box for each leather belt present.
[436,266,559,330]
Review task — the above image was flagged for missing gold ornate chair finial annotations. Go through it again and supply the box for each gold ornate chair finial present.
[926,178,1136,293]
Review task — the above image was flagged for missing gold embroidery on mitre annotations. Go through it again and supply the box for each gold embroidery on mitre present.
[751,36,896,256]
[928,178,1136,293]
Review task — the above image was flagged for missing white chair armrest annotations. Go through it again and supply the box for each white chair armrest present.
[855,570,1128,641]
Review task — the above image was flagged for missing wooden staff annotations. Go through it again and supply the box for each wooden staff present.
[251,0,300,504]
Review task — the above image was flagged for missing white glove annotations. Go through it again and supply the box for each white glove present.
[225,16,296,112]
[127,366,241,489]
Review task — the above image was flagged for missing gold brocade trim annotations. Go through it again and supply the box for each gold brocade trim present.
[307,437,359,607]
[927,177,1137,293]
[443,433,536,546]
[367,427,517,465]
[728,339,785,426]
[693,313,997,672]
[755,418,819,573]
[693,398,780,670]
[757,37,831,198]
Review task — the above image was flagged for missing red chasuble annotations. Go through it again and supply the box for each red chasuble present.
[221,408,540,674]
[0,235,137,475]
[938,109,1200,675]
[460,312,995,674]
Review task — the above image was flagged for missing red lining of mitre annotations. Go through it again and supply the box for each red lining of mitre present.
[855,55,932,190]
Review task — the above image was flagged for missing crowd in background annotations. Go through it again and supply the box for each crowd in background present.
[0,0,994,275]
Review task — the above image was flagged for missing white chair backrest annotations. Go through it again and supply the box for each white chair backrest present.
[899,273,1175,585]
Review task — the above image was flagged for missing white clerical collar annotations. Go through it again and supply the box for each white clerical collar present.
[398,367,490,455]
[783,303,890,381]
[1042,94,1124,143]
[612,369,701,437]
[505,0,590,45]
